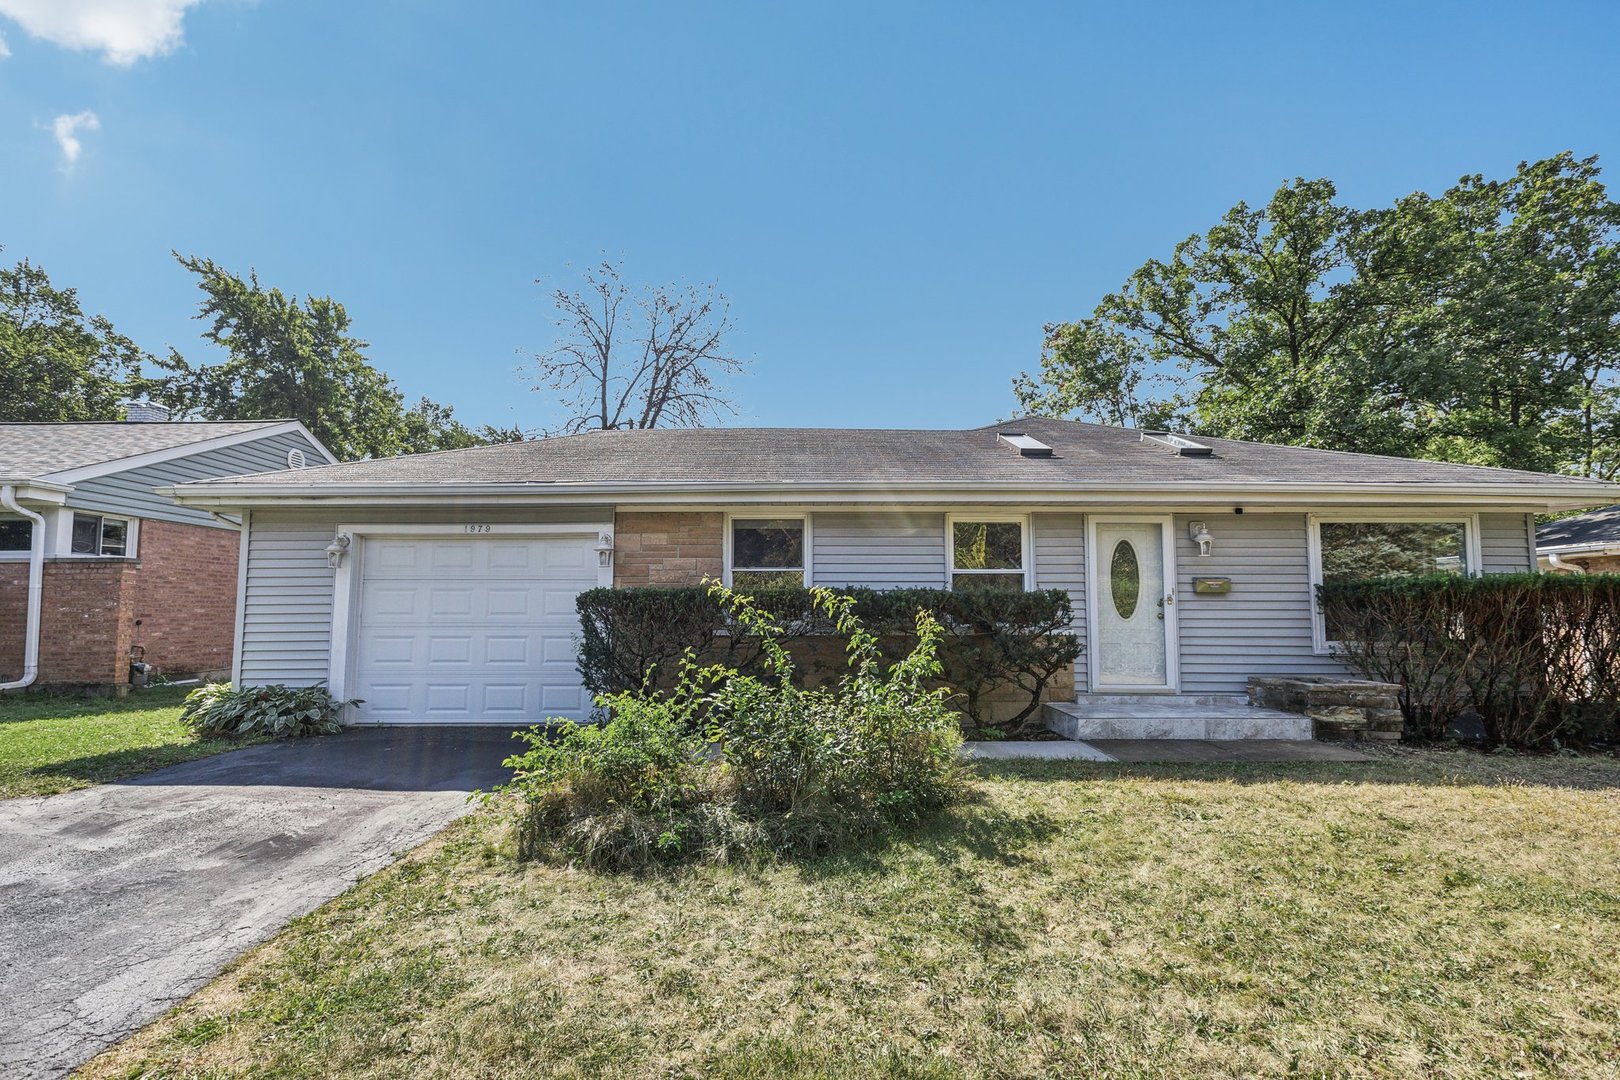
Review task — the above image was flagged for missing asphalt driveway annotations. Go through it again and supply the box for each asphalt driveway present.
[0,726,518,1080]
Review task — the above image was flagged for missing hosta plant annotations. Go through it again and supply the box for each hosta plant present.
[180,682,358,739]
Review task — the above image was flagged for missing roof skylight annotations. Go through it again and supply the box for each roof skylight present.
[997,432,1054,457]
[1140,431,1214,457]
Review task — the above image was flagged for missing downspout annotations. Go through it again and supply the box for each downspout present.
[1546,552,1585,574]
[0,485,45,691]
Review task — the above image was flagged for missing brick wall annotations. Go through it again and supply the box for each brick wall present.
[0,520,240,689]
[131,520,240,679]
[36,559,139,685]
[0,562,27,682]
[614,511,724,586]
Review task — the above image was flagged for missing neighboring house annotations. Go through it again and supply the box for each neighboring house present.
[165,418,1619,727]
[1538,505,1620,572]
[0,414,334,691]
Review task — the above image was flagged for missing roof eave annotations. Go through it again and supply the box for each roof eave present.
[163,477,1620,513]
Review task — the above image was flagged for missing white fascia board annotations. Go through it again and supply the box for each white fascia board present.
[1536,541,1620,556]
[39,420,336,484]
[0,480,72,505]
[161,477,1620,513]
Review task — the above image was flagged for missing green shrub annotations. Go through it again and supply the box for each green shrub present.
[500,584,965,867]
[179,682,357,739]
[574,584,1081,737]
[1317,573,1620,748]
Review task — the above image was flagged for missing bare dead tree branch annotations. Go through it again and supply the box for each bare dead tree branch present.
[527,260,746,434]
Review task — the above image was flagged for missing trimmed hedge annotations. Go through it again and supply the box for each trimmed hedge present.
[1317,573,1620,747]
[575,585,1083,737]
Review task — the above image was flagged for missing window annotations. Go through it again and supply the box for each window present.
[728,517,806,589]
[70,513,131,557]
[0,518,32,552]
[949,517,1027,592]
[1311,517,1475,646]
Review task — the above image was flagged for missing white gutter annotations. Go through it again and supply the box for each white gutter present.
[1546,552,1586,573]
[160,477,1620,514]
[0,485,46,692]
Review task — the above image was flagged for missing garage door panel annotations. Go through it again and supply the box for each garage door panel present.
[353,535,596,723]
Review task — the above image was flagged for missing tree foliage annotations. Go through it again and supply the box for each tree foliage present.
[151,255,520,459]
[1017,153,1620,476]
[0,249,151,421]
[528,260,746,433]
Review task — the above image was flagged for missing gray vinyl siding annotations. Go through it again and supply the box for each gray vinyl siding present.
[239,512,339,687]
[68,430,328,529]
[1032,513,1088,693]
[810,512,947,588]
[237,505,614,687]
[1173,512,1351,694]
[1480,512,1536,574]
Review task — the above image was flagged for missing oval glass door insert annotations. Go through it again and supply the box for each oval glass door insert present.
[1110,540,1140,619]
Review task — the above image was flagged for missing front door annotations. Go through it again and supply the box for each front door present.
[1091,519,1177,691]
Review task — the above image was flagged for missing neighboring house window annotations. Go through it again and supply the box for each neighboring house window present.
[71,513,132,557]
[948,516,1029,591]
[0,518,31,552]
[728,516,807,589]
[1309,516,1478,649]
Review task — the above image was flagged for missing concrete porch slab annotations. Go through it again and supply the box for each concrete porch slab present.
[964,740,1117,762]
[1083,739,1375,763]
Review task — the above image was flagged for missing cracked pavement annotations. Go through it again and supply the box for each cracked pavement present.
[0,726,518,1079]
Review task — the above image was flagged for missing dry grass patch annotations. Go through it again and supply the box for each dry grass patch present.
[84,749,1620,1079]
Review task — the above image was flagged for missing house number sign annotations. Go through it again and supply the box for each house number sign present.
[463,524,493,534]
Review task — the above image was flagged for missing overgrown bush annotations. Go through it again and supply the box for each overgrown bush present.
[1318,573,1620,748]
[574,584,1081,737]
[500,584,965,867]
[179,682,357,739]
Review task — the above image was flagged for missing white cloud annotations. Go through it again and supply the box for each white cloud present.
[0,0,204,66]
[0,31,10,59]
[52,109,99,168]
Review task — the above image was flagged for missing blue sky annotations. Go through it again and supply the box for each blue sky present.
[2,1,1617,433]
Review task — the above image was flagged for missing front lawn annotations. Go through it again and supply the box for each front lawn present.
[82,746,1620,1078]
[0,686,250,798]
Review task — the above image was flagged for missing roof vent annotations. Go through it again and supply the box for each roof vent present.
[286,448,307,470]
[997,432,1054,457]
[1141,431,1214,457]
[124,400,171,423]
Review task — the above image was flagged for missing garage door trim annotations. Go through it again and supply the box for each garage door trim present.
[327,522,615,715]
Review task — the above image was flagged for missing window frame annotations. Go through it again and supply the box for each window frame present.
[945,513,1033,592]
[67,512,138,559]
[0,516,36,557]
[1306,512,1480,654]
[723,512,812,588]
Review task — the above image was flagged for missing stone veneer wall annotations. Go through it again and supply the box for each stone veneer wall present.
[1248,675,1404,741]
[613,511,724,587]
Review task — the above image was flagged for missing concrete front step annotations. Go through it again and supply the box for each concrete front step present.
[1045,698,1313,741]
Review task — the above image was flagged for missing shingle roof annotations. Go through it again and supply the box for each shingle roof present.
[0,421,292,480]
[174,417,1609,492]
[1538,505,1620,550]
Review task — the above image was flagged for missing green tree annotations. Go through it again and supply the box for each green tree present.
[0,250,151,421]
[1017,153,1620,477]
[154,255,517,459]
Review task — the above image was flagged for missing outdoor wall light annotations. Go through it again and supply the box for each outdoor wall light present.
[1188,521,1214,557]
[595,529,615,568]
[325,533,351,569]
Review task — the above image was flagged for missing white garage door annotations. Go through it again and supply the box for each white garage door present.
[352,535,598,724]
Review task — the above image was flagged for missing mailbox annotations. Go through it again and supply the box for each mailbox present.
[1192,577,1232,595]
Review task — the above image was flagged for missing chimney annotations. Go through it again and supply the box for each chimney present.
[124,401,172,423]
